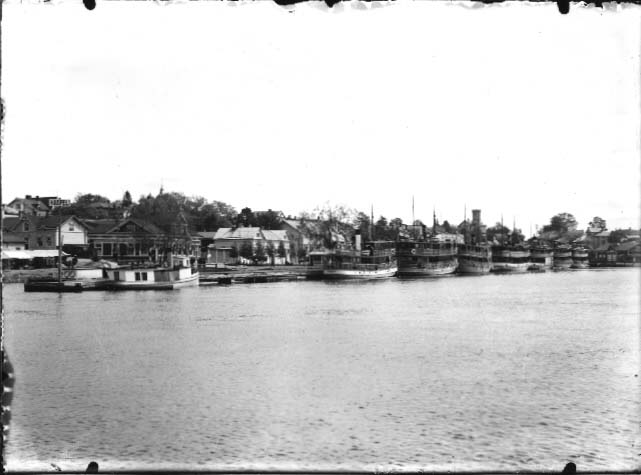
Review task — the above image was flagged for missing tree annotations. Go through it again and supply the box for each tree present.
[62,193,113,219]
[443,220,453,233]
[510,228,525,245]
[589,217,607,231]
[543,212,578,234]
[609,229,628,244]
[277,241,287,258]
[256,209,281,230]
[313,202,357,224]
[237,207,257,227]
[353,212,372,241]
[254,241,266,263]
[390,218,403,229]
[122,191,133,208]
[240,242,254,262]
[266,242,275,265]
[486,223,511,243]
[229,245,239,259]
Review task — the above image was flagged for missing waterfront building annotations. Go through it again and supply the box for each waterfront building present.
[6,195,61,217]
[616,240,641,265]
[84,218,169,264]
[2,214,88,252]
[208,227,292,266]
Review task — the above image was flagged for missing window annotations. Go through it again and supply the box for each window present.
[69,225,75,231]
[135,272,141,281]
[113,271,120,281]
[141,272,148,281]
[37,237,43,247]
[46,237,52,246]
[103,243,112,256]
[95,243,103,256]
[23,222,30,232]
[128,243,135,255]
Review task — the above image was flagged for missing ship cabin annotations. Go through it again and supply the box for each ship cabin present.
[105,256,195,285]
[397,238,457,262]
[325,240,396,271]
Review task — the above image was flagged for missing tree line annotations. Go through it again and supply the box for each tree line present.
[60,192,632,246]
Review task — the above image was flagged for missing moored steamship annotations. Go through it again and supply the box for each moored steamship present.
[571,246,589,269]
[457,209,491,275]
[322,240,397,280]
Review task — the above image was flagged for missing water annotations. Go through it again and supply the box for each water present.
[3,269,640,471]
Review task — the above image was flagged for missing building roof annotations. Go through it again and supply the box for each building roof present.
[198,231,218,239]
[2,205,20,216]
[81,219,122,234]
[595,243,616,252]
[34,215,85,231]
[82,218,164,235]
[262,230,288,241]
[7,196,51,214]
[214,227,263,240]
[2,232,24,243]
[617,240,641,252]
[2,216,22,232]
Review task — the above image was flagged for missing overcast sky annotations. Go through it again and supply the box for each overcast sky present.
[2,1,640,233]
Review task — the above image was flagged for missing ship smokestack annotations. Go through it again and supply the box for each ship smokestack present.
[472,209,481,226]
[355,229,362,251]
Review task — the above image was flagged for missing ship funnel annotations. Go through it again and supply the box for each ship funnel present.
[472,209,481,225]
[355,230,362,251]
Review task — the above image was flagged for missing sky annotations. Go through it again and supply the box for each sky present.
[2,0,640,234]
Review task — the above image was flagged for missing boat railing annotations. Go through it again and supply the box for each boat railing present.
[400,248,457,257]
[330,262,392,271]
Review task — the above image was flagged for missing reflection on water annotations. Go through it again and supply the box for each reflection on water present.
[3,269,640,471]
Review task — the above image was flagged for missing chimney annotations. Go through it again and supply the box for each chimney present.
[472,209,481,226]
[25,195,32,199]
[354,229,362,251]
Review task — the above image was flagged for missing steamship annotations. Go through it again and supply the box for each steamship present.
[322,233,397,280]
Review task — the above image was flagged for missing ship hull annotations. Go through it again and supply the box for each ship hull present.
[457,260,492,274]
[553,260,573,270]
[491,262,530,273]
[323,266,397,280]
[109,272,200,290]
[398,261,457,277]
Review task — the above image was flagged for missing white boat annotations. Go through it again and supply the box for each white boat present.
[553,246,573,270]
[104,256,199,290]
[571,246,589,269]
[457,244,492,275]
[491,245,530,273]
[397,238,458,277]
[322,240,397,280]
[528,246,554,272]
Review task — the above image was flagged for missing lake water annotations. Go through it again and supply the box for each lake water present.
[3,269,640,472]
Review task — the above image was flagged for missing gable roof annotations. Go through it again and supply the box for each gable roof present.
[214,227,263,240]
[2,232,24,243]
[617,240,641,252]
[7,197,51,214]
[81,219,122,234]
[262,230,288,241]
[2,216,22,232]
[82,218,164,235]
[34,215,86,231]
